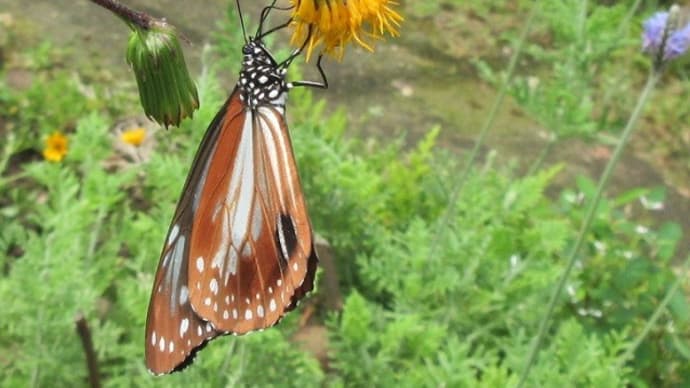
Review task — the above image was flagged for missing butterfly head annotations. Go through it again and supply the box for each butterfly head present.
[238,39,289,108]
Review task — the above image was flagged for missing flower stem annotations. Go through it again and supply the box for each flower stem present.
[428,3,538,258]
[517,69,660,387]
[617,253,690,368]
[90,0,154,30]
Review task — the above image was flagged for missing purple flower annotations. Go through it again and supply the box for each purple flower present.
[642,12,668,54]
[664,23,690,59]
[642,10,690,62]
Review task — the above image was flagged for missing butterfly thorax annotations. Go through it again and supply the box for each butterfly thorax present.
[238,39,289,108]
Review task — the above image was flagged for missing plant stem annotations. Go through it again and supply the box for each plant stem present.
[517,70,660,387]
[526,136,556,176]
[617,253,690,368]
[428,3,538,258]
[90,0,154,30]
[596,0,644,132]
[75,313,101,388]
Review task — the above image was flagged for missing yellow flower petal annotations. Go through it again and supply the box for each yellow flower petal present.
[42,132,68,162]
[290,0,403,59]
[120,127,147,147]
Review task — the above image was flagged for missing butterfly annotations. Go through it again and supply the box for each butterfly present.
[145,1,326,375]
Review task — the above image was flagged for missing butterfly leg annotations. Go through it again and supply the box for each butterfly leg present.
[291,54,328,89]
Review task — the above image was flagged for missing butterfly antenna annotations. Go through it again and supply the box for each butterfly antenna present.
[257,3,294,40]
[256,0,280,37]
[236,0,248,43]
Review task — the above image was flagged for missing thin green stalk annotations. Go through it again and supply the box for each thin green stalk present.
[526,136,556,176]
[0,132,17,188]
[576,0,588,40]
[618,0,643,37]
[428,3,538,257]
[517,70,661,388]
[596,0,643,131]
[617,253,690,368]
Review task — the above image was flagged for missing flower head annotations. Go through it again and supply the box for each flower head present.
[120,126,147,146]
[126,21,199,127]
[290,0,403,60]
[642,6,690,64]
[42,132,68,162]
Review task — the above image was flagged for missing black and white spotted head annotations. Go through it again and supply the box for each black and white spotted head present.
[238,39,290,108]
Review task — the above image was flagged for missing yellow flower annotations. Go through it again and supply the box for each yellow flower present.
[290,0,403,60]
[120,127,147,147]
[42,132,68,162]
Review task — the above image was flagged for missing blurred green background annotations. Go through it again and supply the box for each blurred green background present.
[1,0,690,386]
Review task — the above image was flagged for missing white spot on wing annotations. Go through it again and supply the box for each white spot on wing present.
[211,206,230,276]
[151,331,157,346]
[168,224,180,245]
[180,318,189,337]
[179,286,189,305]
[210,278,218,295]
[245,309,253,320]
[224,248,238,285]
[257,305,264,318]
[269,298,276,312]
[161,252,171,269]
[196,256,205,272]
[251,200,262,241]
[159,337,165,352]
[241,243,252,257]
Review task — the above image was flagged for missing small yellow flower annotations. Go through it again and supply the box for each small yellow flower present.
[42,132,68,162]
[120,127,147,147]
[290,0,403,60]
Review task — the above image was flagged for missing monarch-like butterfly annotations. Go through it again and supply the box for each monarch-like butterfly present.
[145,1,326,375]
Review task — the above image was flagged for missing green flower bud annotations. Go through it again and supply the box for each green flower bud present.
[126,21,198,127]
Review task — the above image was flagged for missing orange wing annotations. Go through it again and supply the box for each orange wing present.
[188,102,317,334]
